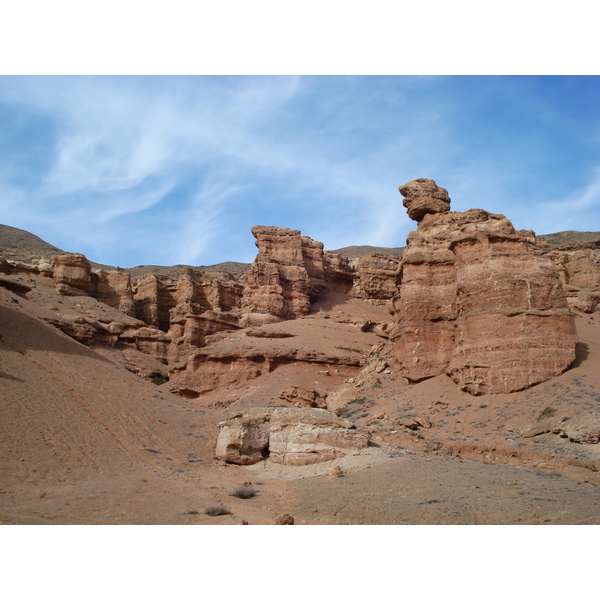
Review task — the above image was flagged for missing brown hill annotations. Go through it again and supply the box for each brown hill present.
[332,244,405,259]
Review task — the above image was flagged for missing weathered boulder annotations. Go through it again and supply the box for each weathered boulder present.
[273,513,295,525]
[215,407,370,466]
[399,178,451,222]
[215,408,272,465]
[569,291,600,314]
[553,415,600,444]
[391,180,578,395]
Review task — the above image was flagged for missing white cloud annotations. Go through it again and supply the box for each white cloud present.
[531,168,600,234]
[1,76,599,267]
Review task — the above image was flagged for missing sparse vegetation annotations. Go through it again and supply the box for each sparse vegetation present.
[337,397,373,418]
[229,485,257,499]
[537,406,557,421]
[151,375,168,385]
[205,505,231,516]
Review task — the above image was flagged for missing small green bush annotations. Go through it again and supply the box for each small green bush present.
[151,376,168,386]
[537,406,557,421]
[349,397,366,405]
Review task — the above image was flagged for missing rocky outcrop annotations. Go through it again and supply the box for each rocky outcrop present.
[350,253,400,304]
[52,253,91,295]
[241,226,326,324]
[90,269,136,316]
[170,318,367,397]
[322,250,400,304]
[390,179,578,395]
[323,251,355,293]
[132,274,177,331]
[279,385,328,408]
[168,311,241,367]
[128,268,244,370]
[215,407,370,466]
[553,415,600,444]
[399,178,451,222]
[531,236,600,313]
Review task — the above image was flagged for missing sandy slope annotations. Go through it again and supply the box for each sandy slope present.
[1,279,599,525]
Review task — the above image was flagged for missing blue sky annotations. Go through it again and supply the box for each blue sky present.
[1,75,599,268]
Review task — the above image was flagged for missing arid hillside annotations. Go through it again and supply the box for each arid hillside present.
[1,197,599,524]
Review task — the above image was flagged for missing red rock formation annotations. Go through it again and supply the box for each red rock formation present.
[132,274,177,332]
[241,226,326,324]
[531,237,600,313]
[90,269,135,316]
[391,179,578,395]
[399,178,451,222]
[52,253,91,295]
[351,253,400,304]
[323,251,354,293]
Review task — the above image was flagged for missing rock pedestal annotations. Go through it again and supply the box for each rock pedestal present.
[390,179,578,395]
[241,226,326,324]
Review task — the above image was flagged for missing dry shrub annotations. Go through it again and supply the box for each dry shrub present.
[205,505,231,516]
[229,485,257,499]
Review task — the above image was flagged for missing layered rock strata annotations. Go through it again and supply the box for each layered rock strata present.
[52,253,91,295]
[350,253,400,303]
[90,270,136,316]
[170,318,367,397]
[215,407,370,466]
[241,226,326,324]
[399,178,451,221]
[391,179,578,395]
[531,234,600,313]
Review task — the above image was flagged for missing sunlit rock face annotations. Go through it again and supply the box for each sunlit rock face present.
[390,180,577,395]
[52,253,91,295]
[399,178,451,222]
[215,407,370,466]
[241,226,326,324]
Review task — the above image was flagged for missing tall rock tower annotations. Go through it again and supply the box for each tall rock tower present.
[390,178,577,395]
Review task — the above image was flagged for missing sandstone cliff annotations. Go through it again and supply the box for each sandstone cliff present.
[1,213,594,399]
[241,226,326,324]
[390,179,578,395]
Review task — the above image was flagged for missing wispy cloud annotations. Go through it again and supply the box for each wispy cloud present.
[530,168,600,234]
[0,76,599,266]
